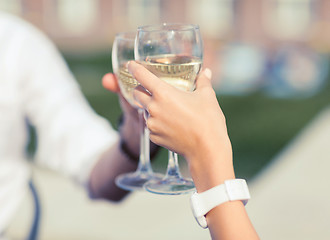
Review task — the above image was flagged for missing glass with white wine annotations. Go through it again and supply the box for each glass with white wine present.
[135,23,203,195]
[112,31,163,191]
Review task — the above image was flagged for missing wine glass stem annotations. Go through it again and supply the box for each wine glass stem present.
[165,151,182,179]
[136,109,153,174]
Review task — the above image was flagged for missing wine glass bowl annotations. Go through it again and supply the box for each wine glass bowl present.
[112,32,139,107]
[112,31,163,191]
[135,23,203,195]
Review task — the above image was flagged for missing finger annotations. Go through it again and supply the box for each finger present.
[127,61,166,94]
[102,73,120,93]
[133,85,152,110]
[195,68,213,90]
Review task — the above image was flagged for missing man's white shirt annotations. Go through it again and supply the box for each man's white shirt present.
[0,11,118,232]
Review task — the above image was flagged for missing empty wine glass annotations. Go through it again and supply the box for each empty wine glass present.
[112,31,163,191]
[135,23,203,195]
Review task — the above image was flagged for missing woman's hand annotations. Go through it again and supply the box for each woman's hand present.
[129,61,234,191]
[129,61,228,159]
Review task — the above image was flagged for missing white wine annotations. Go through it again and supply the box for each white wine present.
[117,66,139,107]
[140,54,202,92]
[118,55,202,106]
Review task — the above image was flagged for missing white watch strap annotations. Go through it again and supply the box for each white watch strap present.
[190,179,250,228]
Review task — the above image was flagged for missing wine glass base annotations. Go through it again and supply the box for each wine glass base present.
[144,177,195,195]
[115,172,164,191]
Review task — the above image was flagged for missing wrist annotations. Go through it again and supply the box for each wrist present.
[187,148,235,192]
[119,138,139,163]
[118,114,140,158]
[190,162,236,193]
[118,114,160,163]
[180,109,232,188]
[190,179,251,228]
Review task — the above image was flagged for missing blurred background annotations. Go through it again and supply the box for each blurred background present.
[1,0,330,239]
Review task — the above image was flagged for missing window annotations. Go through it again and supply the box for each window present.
[57,0,98,35]
[127,0,161,28]
[262,0,314,40]
[187,0,235,39]
[0,0,22,15]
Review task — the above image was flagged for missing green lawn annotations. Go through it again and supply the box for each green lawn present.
[63,52,330,180]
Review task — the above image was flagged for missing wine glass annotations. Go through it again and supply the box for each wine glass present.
[135,23,203,195]
[112,31,163,191]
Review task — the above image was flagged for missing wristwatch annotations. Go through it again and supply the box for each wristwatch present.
[190,179,251,228]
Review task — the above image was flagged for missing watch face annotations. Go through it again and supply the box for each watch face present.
[190,192,208,228]
[264,45,329,98]
[195,215,208,229]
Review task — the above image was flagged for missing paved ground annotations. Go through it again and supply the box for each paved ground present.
[5,107,330,240]
[6,167,211,240]
[247,106,330,240]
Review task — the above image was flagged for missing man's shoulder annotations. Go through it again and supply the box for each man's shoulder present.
[0,11,30,30]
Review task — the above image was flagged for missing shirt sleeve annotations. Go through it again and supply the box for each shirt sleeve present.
[17,22,118,186]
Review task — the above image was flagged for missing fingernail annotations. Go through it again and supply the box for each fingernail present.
[204,68,212,79]
[126,61,132,73]
[126,61,133,75]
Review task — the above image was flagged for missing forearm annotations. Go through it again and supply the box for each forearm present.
[88,111,160,201]
[88,140,138,201]
[187,136,235,192]
[187,141,259,240]
[207,201,259,240]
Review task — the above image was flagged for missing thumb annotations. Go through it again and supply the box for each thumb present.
[102,73,120,93]
[195,68,213,90]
